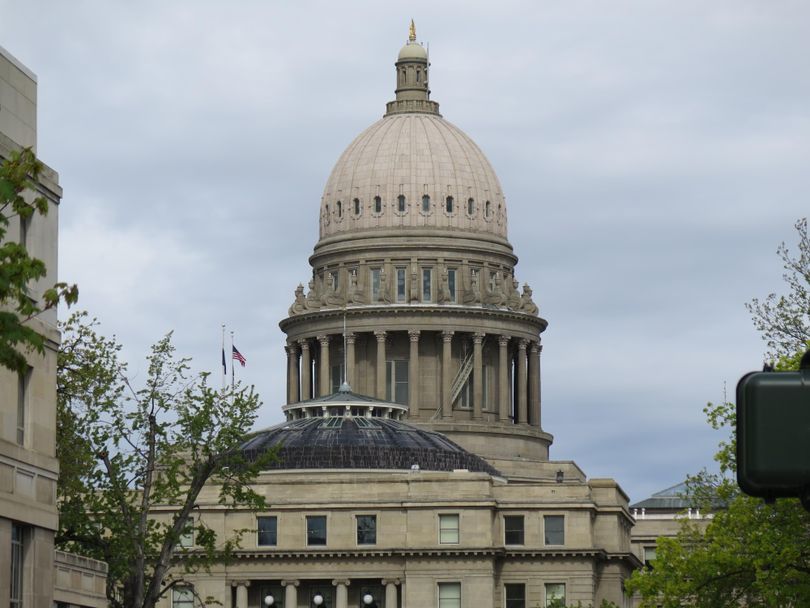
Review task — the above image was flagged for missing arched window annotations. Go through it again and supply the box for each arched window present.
[485,200,491,219]
[445,196,454,213]
[337,201,342,218]
[324,204,330,224]
[353,198,360,215]
[467,198,475,215]
[374,196,382,213]
[416,70,421,83]
[397,195,406,212]
[422,194,431,212]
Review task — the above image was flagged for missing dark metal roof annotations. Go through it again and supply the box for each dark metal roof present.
[241,416,500,475]
[630,482,691,510]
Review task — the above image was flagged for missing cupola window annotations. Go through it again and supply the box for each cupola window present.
[467,198,475,216]
[397,195,406,212]
[324,204,330,224]
[336,200,342,218]
[374,196,382,214]
[485,200,492,219]
[353,198,361,215]
[445,196,454,213]
[416,69,421,82]
[422,194,431,213]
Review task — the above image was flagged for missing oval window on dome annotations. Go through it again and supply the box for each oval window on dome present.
[353,198,361,216]
[445,196,454,213]
[422,195,431,213]
[374,196,382,214]
[467,198,475,216]
[397,195,406,213]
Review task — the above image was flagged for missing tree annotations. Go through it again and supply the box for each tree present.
[56,312,274,608]
[0,148,78,373]
[625,220,810,607]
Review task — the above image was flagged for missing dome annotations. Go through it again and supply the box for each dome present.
[240,397,501,475]
[398,40,427,60]
[319,113,508,242]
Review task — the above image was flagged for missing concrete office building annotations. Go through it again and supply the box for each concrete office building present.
[0,45,107,608]
[169,27,640,608]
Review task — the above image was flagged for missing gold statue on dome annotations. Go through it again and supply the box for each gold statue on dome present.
[409,19,416,42]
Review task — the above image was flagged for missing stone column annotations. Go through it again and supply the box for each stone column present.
[375,330,387,400]
[318,334,331,396]
[332,579,350,608]
[408,330,420,416]
[498,335,510,422]
[382,579,400,608]
[441,330,454,418]
[286,343,299,404]
[299,340,311,400]
[345,332,356,389]
[517,339,528,424]
[472,332,484,420]
[281,580,298,608]
[232,581,250,608]
[528,340,540,427]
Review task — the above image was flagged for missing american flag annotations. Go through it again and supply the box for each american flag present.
[232,345,246,367]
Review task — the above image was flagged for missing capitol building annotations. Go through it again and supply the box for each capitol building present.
[170,25,641,608]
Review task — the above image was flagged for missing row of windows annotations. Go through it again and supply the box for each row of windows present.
[253,514,565,548]
[324,196,501,222]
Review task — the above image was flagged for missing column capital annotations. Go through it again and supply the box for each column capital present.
[530,340,541,354]
[517,338,528,350]
[472,332,485,344]
[317,334,331,346]
[382,578,401,586]
[408,329,421,341]
[441,329,454,342]
[298,339,310,351]
[285,343,298,355]
[230,580,251,587]
[332,579,351,587]
[498,335,510,347]
[374,330,387,342]
[344,332,356,344]
[281,580,299,588]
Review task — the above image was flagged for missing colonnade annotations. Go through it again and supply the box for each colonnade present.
[231,578,400,608]
[285,330,542,428]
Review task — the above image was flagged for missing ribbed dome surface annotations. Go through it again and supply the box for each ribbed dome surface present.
[241,416,500,475]
[319,113,508,242]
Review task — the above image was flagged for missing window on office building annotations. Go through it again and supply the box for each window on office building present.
[439,514,459,544]
[504,584,525,608]
[356,514,377,545]
[396,267,407,302]
[545,583,565,608]
[386,360,408,405]
[179,517,194,547]
[172,587,195,608]
[307,515,327,546]
[17,367,31,446]
[257,516,277,546]
[544,515,564,545]
[438,583,461,608]
[504,515,524,545]
[10,523,25,608]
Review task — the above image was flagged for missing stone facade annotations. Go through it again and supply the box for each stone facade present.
[166,27,640,608]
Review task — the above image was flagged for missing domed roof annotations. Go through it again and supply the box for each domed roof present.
[319,113,508,242]
[398,40,427,60]
[241,403,500,475]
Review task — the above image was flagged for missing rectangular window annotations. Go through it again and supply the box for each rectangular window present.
[386,360,409,404]
[258,516,277,546]
[439,514,459,544]
[179,517,194,547]
[10,524,24,608]
[544,515,564,545]
[643,546,657,567]
[438,582,461,608]
[371,268,381,302]
[306,515,327,546]
[396,267,407,302]
[504,515,524,545]
[545,583,565,608]
[17,367,31,446]
[19,212,31,251]
[356,514,377,545]
[172,587,195,608]
[330,270,339,290]
[331,361,345,393]
[447,269,457,303]
[505,584,525,608]
[422,268,432,302]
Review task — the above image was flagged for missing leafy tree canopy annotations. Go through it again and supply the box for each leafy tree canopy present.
[625,219,810,607]
[0,147,78,372]
[57,311,275,608]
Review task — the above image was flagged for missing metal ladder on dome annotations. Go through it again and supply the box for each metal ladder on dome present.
[432,351,474,420]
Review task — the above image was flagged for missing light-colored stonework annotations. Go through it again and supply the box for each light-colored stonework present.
[166,26,641,608]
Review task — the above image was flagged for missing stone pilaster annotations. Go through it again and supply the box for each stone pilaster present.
[382,579,400,608]
[332,579,350,608]
[281,580,298,608]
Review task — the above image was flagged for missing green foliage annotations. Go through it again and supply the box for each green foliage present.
[56,312,275,608]
[0,148,78,373]
[626,219,810,607]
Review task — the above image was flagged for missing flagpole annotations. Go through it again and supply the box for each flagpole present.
[221,324,226,392]
[230,331,235,390]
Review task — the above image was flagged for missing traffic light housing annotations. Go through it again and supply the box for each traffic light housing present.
[736,355,810,504]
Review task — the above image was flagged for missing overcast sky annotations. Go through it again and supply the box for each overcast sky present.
[2,1,809,503]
